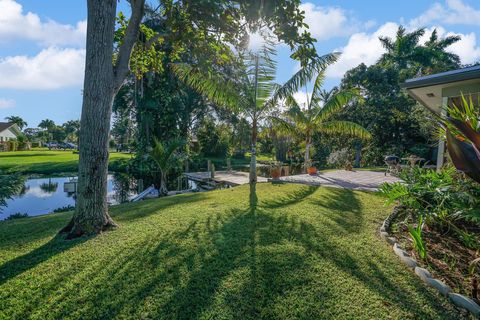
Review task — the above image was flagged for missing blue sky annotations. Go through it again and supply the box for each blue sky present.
[0,0,479,128]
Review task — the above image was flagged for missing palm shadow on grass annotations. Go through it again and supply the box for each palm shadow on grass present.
[1,185,458,319]
[0,234,88,286]
[68,186,454,319]
[0,193,207,287]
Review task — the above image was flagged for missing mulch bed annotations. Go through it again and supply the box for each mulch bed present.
[390,208,480,302]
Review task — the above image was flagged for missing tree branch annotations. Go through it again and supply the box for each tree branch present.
[113,0,145,92]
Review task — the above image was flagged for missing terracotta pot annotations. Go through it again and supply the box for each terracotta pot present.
[270,167,281,179]
[307,166,317,175]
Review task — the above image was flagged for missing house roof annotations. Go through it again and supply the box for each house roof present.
[401,65,480,112]
[0,122,19,134]
[401,65,480,89]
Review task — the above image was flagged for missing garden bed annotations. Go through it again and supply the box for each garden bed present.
[389,207,479,300]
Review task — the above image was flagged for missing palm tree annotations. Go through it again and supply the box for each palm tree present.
[5,116,27,131]
[38,119,56,131]
[272,71,371,171]
[379,26,461,78]
[173,38,338,195]
[422,29,460,74]
[379,26,425,72]
[150,138,184,195]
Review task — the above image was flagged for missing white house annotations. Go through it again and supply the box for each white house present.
[0,122,21,143]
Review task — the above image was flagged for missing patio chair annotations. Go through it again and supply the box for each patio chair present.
[384,155,401,176]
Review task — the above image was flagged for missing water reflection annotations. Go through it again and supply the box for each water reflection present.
[39,179,59,193]
[1,174,138,220]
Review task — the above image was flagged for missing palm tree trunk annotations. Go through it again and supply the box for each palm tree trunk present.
[249,118,258,207]
[304,135,311,173]
[159,171,168,195]
[249,118,257,186]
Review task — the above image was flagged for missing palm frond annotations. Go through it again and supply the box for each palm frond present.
[315,89,360,122]
[310,70,326,104]
[273,52,340,101]
[318,120,371,140]
[150,138,184,172]
[269,116,299,136]
[172,63,245,112]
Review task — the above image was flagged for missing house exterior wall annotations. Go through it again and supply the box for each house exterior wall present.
[442,82,480,98]
[0,128,17,142]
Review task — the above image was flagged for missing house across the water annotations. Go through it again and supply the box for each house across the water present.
[0,122,21,150]
[402,65,480,169]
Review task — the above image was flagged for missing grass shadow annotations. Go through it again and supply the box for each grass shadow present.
[0,233,87,286]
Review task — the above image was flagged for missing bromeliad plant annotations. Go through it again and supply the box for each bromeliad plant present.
[439,94,480,184]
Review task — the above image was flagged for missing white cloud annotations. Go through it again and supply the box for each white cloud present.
[326,22,398,78]
[446,32,480,64]
[325,21,480,79]
[0,0,86,46]
[292,91,310,108]
[409,0,480,27]
[0,98,14,109]
[300,3,360,40]
[0,47,85,90]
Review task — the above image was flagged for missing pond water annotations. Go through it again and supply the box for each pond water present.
[0,173,138,220]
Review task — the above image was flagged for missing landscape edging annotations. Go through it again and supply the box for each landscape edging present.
[380,206,480,318]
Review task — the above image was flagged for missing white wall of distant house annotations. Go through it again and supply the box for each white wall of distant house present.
[0,128,17,142]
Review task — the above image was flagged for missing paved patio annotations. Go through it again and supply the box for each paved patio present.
[279,170,401,191]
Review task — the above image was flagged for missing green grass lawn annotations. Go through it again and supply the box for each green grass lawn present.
[0,149,132,174]
[0,184,458,319]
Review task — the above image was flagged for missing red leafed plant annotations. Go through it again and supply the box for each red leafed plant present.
[440,94,480,183]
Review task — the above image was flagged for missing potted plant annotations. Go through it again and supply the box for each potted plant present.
[269,161,282,179]
[306,160,317,175]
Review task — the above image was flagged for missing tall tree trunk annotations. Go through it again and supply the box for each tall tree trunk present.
[249,118,258,207]
[159,171,168,196]
[62,0,145,238]
[304,134,311,173]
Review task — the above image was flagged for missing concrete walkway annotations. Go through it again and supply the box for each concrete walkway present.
[279,170,401,191]
[185,171,268,186]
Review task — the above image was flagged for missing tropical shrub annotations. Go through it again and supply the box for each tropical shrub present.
[327,148,353,169]
[197,118,232,158]
[381,167,480,250]
[382,167,480,223]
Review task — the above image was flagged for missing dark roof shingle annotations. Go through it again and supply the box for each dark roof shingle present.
[0,122,15,133]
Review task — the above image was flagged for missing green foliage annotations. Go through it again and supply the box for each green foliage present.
[271,63,370,168]
[197,118,232,158]
[407,216,427,260]
[381,167,480,226]
[115,12,165,78]
[337,26,461,166]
